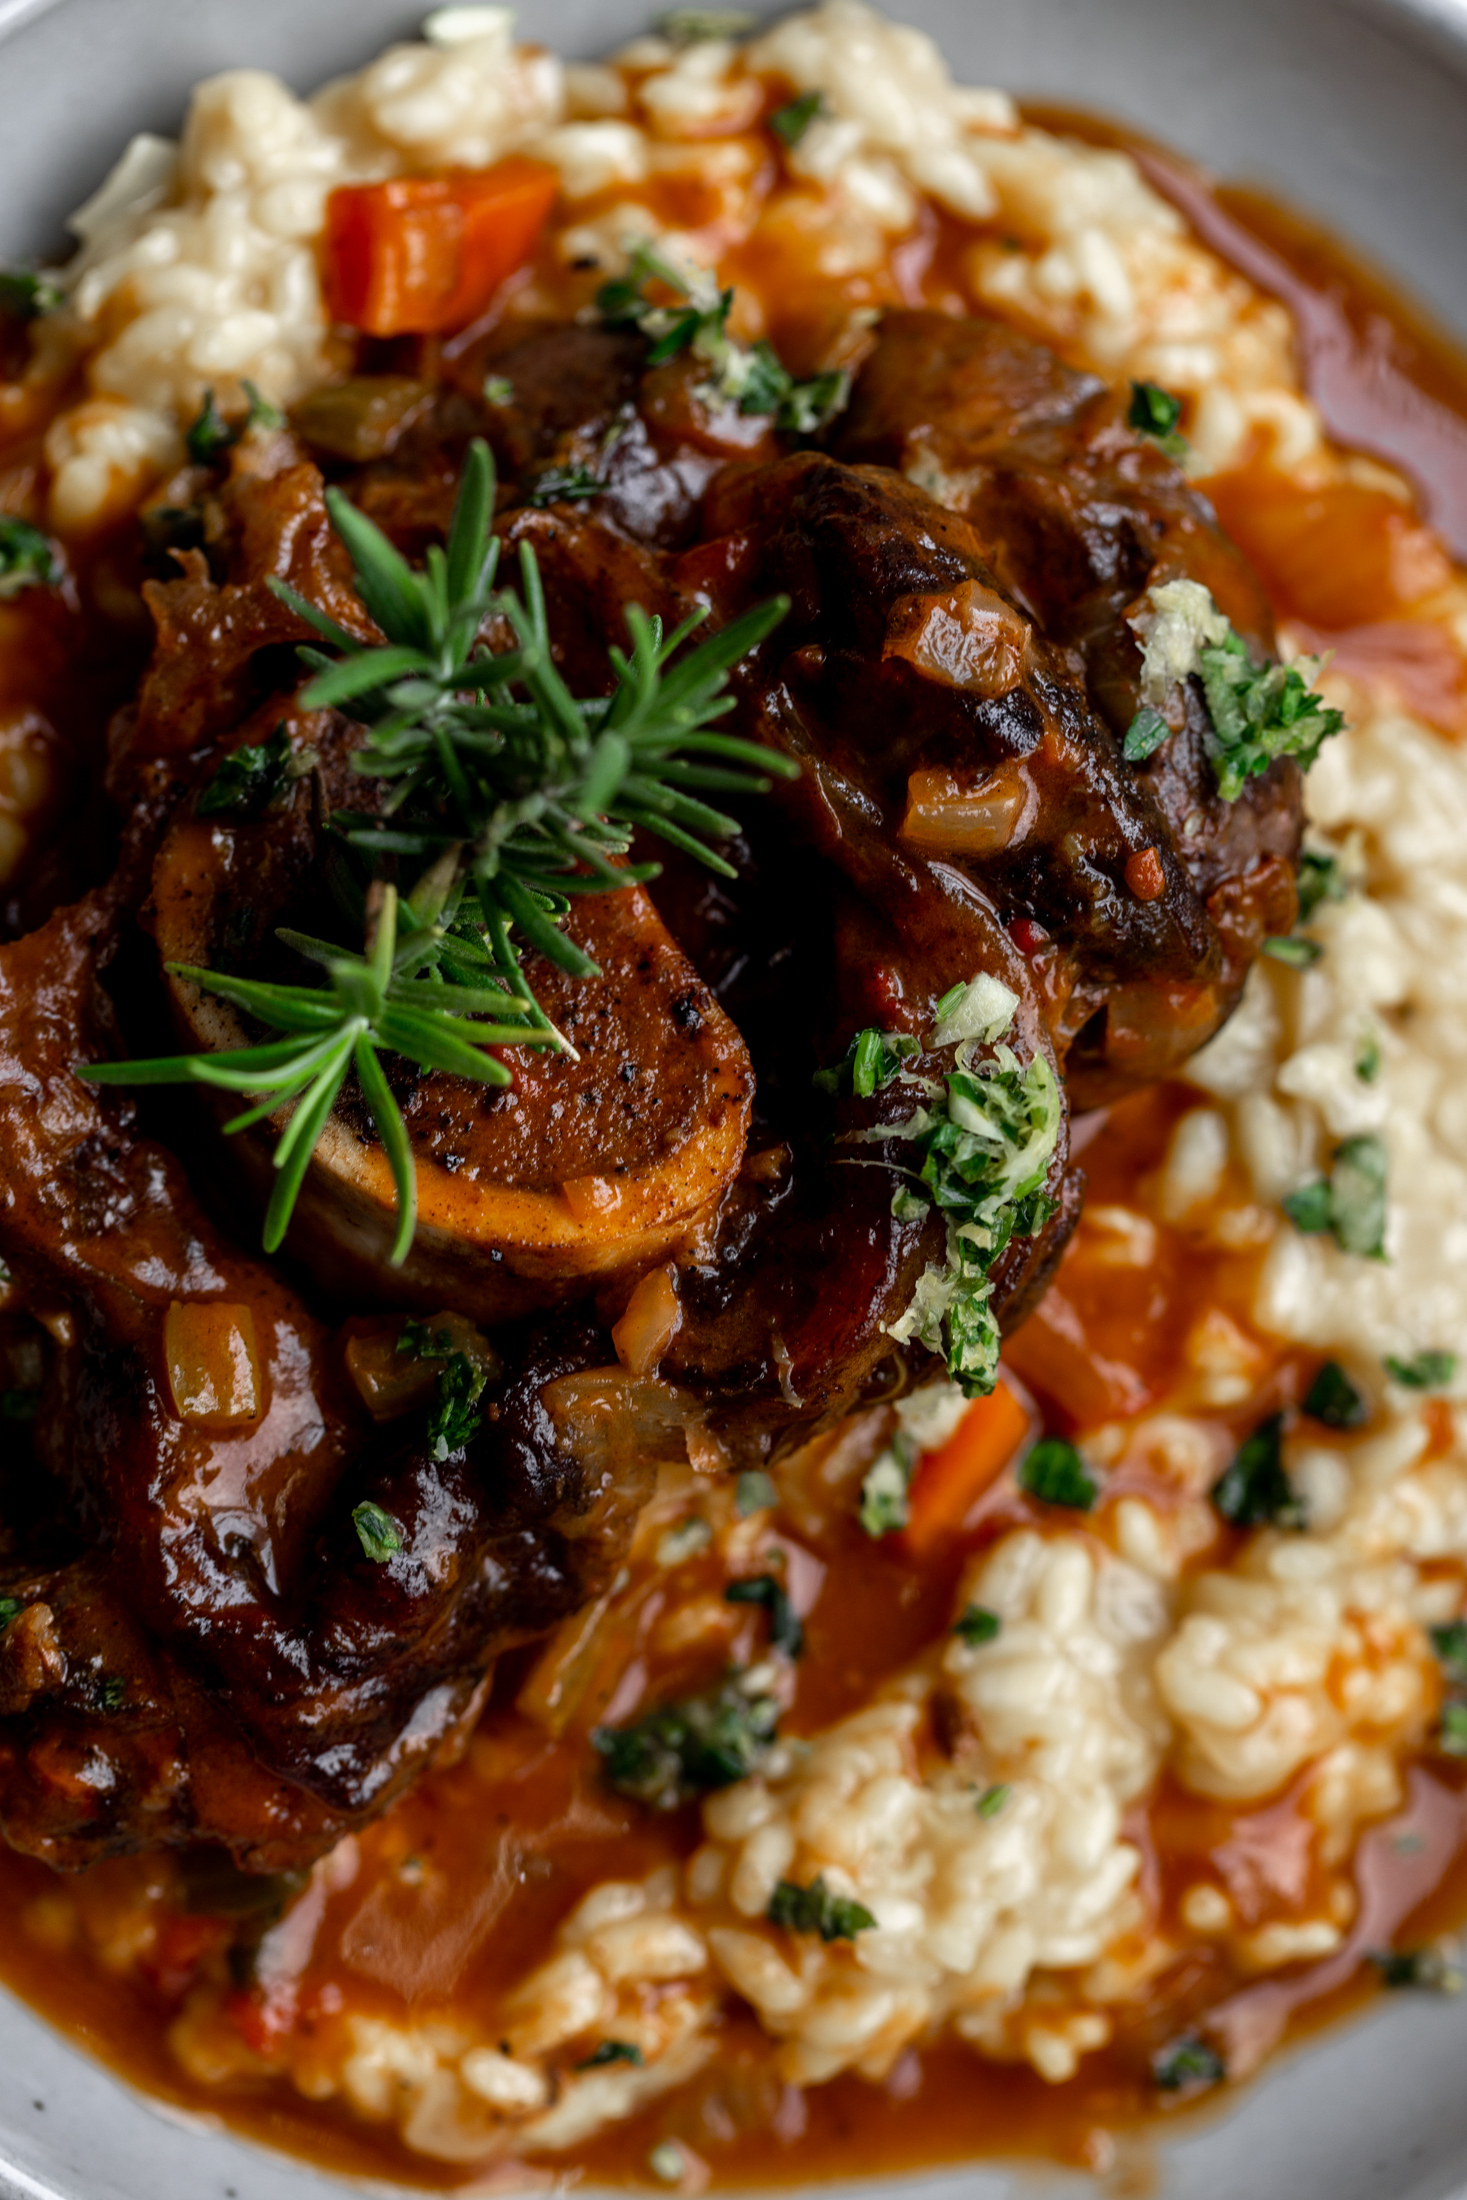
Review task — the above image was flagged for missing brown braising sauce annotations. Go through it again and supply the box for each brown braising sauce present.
[1,104,1466,2194]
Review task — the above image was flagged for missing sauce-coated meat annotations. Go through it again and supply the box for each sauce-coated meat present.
[0,307,1301,1868]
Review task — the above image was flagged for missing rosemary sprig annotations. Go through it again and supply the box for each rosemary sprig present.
[288,437,792,1016]
[77,436,793,1261]
[79,885,544,1261]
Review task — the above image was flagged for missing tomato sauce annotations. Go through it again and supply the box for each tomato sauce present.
[1,92,1466,2197]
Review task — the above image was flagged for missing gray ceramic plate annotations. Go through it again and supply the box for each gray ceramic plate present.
[2,0,1467,2194]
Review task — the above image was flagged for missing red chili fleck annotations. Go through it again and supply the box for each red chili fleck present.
[1009,918,1050,955]
[1125,847,1167,901]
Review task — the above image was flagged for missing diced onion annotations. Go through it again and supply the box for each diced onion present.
[164,1300,262,1428]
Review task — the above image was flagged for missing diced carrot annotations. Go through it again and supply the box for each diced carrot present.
[900,1378,1030,1559]
[322,159,558,337]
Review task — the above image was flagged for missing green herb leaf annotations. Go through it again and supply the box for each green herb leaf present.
[1127,380,1187,458]
[1123,705,1172,761]
[1385,1350,1457,1390]
[196,725,296,818]
[1369,1946,1464,1993]
[1297,846,1348,924]
[1262,934,1323,969]
[1283,1136,1388,1259]
[241,379,284,431]
[94,1675,127,1714]
[524,463,606,508]
[483,375,515,405]
[735,1469,777,1516]
[657,6,755,38]
[858,1438,915,1537]
[1210,1413,1305,1530]
[352,1500,404,1561]
[593,1678,778,1809]
[0,515,57,600]
[1440,1703,1467,1758]
[769,90,824,146]
[1197,630,1346,803]
[426,1354,488,1460]
[1018,1435,1097,1511]
[952,1604,1001,1646]
[975,1783,1010,1819]
[575,2039,645,2070]
[0,268,64,320]
[0,1597,24,1628]
[871,1021,1062,1399]
[599,241,849,433]
[725,1573,803,1658]
[814,1025,918,1097]
[1430,1622,1467,1687]
[186,387,236,466]
[1152,2033,1225,2091]
[1301,1360,1367,1430]
[767,1875,876,1942]
[1330,1135,1388,1258]
[1356,1033,1381,1084]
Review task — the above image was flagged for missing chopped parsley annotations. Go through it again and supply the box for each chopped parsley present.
[1122,705,1172,762]
[767,1875,876,1942]
[1018,1435,1097,1511]
[953,1604,1001,1647]
[575,2039,645,2070]
[1440,1703,1467,1758]
[1152,2033,1225,2092]
[0,268,64,320]
[593,1677,778,1809]
[482,375,515,405]
[185,380,283,466]
[1127,380,1186,459]
[1429,1622,1467,1687]
[397,1322,490,1458]
[0,1597,23,1629]
[1261,934,1323,970]
[1297,847,1348,924]
[1356,1033,1382,1084]
[866,998,1061,1399]
[657,7,756,39]
[426,1355,487,1459]
[1369,1946,1464,1993]
[974,1783,1010,1819]
[769,91,825,147]
[1385,1350,1457,1390]
[1210,1414,1305,1530]
[524,464,607,508]
[92,1674,127,1714]
[725,1573,804,1658]
[859,1437,917,1536]
[1282,1134,1388,1260]
[186,388,235,466]
[1129,579,1344,801]
[1301,1360,1367,1430]
[735,1469,777,1516]
[599,242,849,434]
[196,725,297,818]
[352,1501,404,1562]
[0,515,57,600]
[814,1025,918,1097]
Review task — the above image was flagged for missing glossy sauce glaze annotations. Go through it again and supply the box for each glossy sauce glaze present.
[0,110,1465,2193]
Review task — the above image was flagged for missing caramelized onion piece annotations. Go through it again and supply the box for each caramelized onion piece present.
[899,763,1038,855]
[611,1265,683,1376]
[163,1300,262,1427]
